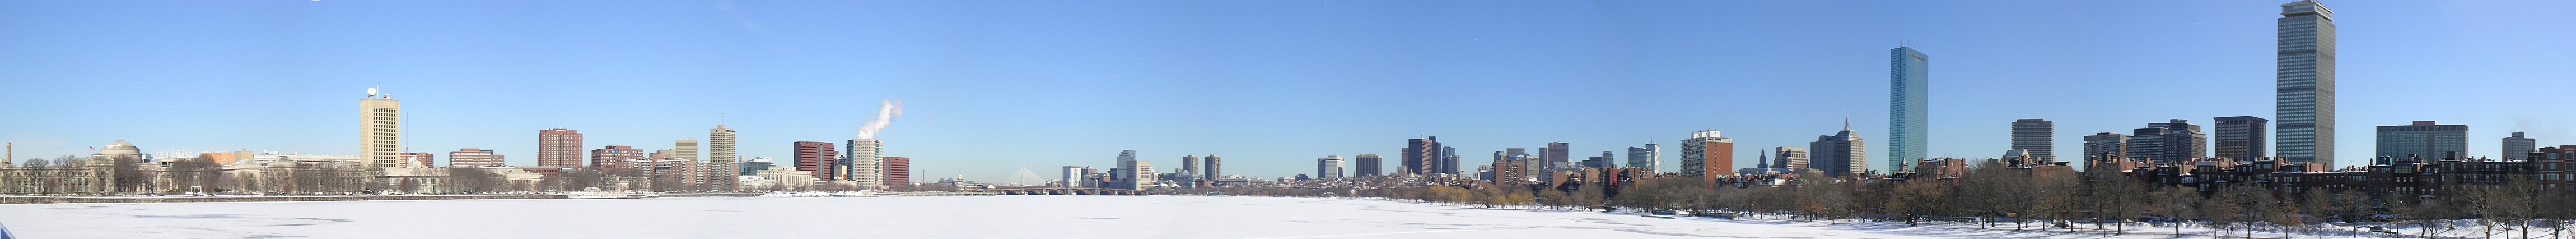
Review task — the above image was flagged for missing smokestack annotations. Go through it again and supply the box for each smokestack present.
[856,100,904,139]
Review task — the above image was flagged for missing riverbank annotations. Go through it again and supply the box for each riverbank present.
[0,193,762,204]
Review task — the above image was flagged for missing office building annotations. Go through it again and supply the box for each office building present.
[739,157,774,176]
[1542,142,1570,172]
[1889,47,1931,174]
[792,141,837,180]
[844,139,886,188]
[1317,155,1344,179]
[1774,146,1809,171]
[1582,151,1614,168]
[399,152,432,167]
[447,148,502,167]
[1202,155,1222,179]
[706,125,738,189]
[1440,146,1460,175]
[1061,166,1085,187]
[2126,120,2208,164]
[1628,144,1660,174]
[1402,137,1440,176]
[673,139,699,161]
[1354,154,1382,177]
[1679,130,1734,181]
[1180,155,1200,177]
[2377,121,2469,160]
[2009,119,2054,161]
[590,145,645,172]
[537,128,584,168]
[881,157,909,185]
[2505,132,2538,160]
[2276,0,2339,168]
[359,88,403,168]
[2214,116,2270,160]
[2083,132,2129,162]
[1810,123,1868,177]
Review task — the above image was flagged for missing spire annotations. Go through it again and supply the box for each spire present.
[1843,117,1851,130]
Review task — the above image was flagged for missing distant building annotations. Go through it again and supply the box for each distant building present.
[738,157,774,176]
[1353,154,1382,177]
[673,139,699,161]
[1316,155,1344,179]
[2126,120,2206,164]
[1202,155,1222,180]
[2009,119,2054,162]
[398,153,433,168]
[1889,47,1931,174]
[884,157,911,185]
[1542,142,1571,173]
[536,128,584,168]
[1402,137,1441,176]
[1679,130,1734,181]
[1582,151,1615,168]
[589,145,646,172]
[1627,144,1660,174]
[704,125,739,191]
[1180,155,1201,177]
[843,139,886,189]
[2214,116,2270,160]
[1810,123,1868,177]
[358,88,403,169]
[2082,132,2129,162]
[2505,132,2538,160]
[1774,146,1809,171]
[1060,166,1084,187]
[792,141,837,180]
[1440,146,1461,175]
[447,148,502,167]
[2377,121,2470,160]
[2276,0,2339,168]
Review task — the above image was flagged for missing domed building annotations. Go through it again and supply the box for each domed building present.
[91,140,143,161]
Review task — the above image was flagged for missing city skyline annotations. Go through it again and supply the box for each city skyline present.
[7,1,2576,181]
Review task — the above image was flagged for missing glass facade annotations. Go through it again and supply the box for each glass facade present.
[1888,47,1929,174]
[2276,0,2336,168]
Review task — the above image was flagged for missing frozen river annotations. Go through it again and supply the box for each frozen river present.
[0,195,2003,238]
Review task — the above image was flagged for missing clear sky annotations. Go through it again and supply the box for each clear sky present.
[5,1,2573,183]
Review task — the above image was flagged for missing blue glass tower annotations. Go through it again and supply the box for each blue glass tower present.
[1887,47,1928,174]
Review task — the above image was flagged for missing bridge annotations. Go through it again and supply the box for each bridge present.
[974,187,1152,195]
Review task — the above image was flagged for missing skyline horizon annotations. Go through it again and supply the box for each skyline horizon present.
[6,1,2574,182]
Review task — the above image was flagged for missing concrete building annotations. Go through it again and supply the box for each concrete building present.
[398,153,433,168]
[738,157,774,176]
[1353,154,1382,177]
[1679,130,1734,181]
[589,145,646,172]
[1810,124,1868,177]
[1889,47,1931,174]
[1179,155,1200,177]
[1583,151,1615,168]
[673,139,699,162]
[843,139,886,189]
[1402,137,1441,176]
[2377,121,2469,160]
[1774,146,1809,171]
[1627,144,1660,174]
[1317,155,1344,179]
[2276,0,2339,168]
[884,157,911,185]
[447,148,502,167]
[2505,132,2538,160]
[536,128,584,168]
[1202,155,1222,180]
[2214,116,2270,160]
[358,87,403,168]
[1440,146,1461,176]
[1542,142,1570,173]
[2010,119,2054,161]
[2126,120,2208,164]
[705,125,739,190]
[792,141,837,181]
[2083,132,2129,162]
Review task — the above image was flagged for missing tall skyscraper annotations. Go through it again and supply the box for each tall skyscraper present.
[1180,155,1201,176]
[1353,154,1382,177]
[792,141,837,180]
[2505,132,2538,160]
[1201,154,1222,179]
[1626,144,1660,174]
[844,139,886,188]
[2213,116,2270,160]
[1810,124,1868,177]
[1542,142,1571,172]
[590,145,645,171]
[1440,146,1460,175]
[706,125,739,189]
[1774,146,1809,171]
[2009,119,2054,161]
[1679,130,1734,181]
[1114,150,1139,186]
[2126,120,2208,164]
[2276,0,2337,168]
[1888,47,1930,174]
[447,148,503,167]
[2082,132,2129,162]
[538,128,584,168]
[2376,121,2468,160]
[1402,137,1440,176]
[1317,155,1344,179]
[359,87,403,168]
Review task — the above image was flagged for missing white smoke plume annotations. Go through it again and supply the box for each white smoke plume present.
[856,100,903,139]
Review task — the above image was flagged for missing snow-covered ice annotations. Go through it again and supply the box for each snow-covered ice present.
[0,195,2387,238]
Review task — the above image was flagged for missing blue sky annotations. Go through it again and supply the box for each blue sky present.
[4,1,2572,182]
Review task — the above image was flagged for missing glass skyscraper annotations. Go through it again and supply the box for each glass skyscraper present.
[1887,47,1928,174]
[2276,0,2336,168]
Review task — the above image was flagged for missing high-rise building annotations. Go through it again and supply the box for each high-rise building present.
[1402,137,1440,176]
[884,157,911,185]
[1060,166,1084,187]
[1542,142,1571,172]
[1179,155,1201,176]
[706,125,738,189]
[1353,154,1382,177]
[2376,121,2468,160]
[792,141,837,180]
[673,139,699,162]
[1679,130,1734,181]
[447,148,503,167]
[1583,151,1614,168]
[1810,123,1868,177]
[1317,155,1344,179]
[398,152,432,167]
[1201,154,1222,179]
[2082,132,2129,162]
[844,139,886,188]
[1488,156,1526,183]
[2009,119,2054,162]
[2276,0,2338,168]
[1888,47,1930,174]
[537,128,584,168]
[589,145,645,172]
[359,88,403,168]
[1627,144,1660,174]
[1774,146,1809,171]
[2213,116,2270,160]
[2505,132,2538,160]
[1440,146,1460,175]
[2126,120,2208,164]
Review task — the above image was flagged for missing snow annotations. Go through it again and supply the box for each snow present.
[0,196,2426,238]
